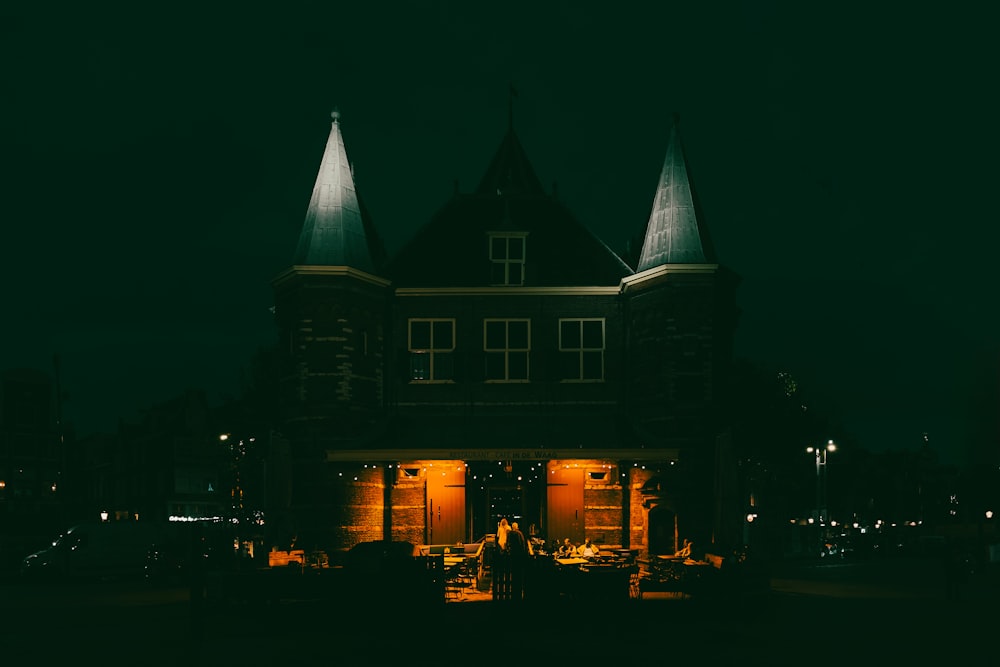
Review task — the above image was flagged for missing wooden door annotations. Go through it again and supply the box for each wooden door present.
[426,464,466,544]
[546,465,585,545]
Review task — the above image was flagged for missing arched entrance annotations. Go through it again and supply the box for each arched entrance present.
[467,461,544,541]
[648,503,677,556]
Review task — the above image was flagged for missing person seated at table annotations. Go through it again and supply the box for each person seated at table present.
[577,538,600,558]
[556,538,576,557]
[674,538,692,558]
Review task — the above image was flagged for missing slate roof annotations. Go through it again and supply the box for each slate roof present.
[474,128,546,197]
[387,128,633,288]
[292,109,386,273]
[636,116,716,270]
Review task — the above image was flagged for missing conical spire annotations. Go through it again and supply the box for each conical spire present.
[636,115,714,271]
[293,108,381,273]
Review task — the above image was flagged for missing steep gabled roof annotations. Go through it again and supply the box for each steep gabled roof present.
[292,109,385,273]
[387,116,630,287]
[386,192,632,287]
[637,116,716,270]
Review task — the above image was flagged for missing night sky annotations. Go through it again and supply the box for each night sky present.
[2,2,996,465]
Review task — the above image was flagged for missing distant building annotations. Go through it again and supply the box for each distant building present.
[73,390,230,526]
[114,390,229,523]
[0,367,64,534]
[265,107,741,555]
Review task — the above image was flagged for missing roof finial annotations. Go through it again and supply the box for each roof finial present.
[508,82,518,131]
[331,107,341,123]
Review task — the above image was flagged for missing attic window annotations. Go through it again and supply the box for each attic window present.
[401,467,421,478]
[488,233,527,286]
[587,468,613,483]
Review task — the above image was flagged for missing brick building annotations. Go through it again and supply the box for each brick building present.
[268,108,740,556]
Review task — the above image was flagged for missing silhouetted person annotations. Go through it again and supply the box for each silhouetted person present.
[496,518,510,552]
[507,521,529,601]
[492,518,512,600]
[189,521,206,641]
[945,543,969,600]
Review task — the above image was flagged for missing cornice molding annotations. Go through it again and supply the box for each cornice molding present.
[620,263,718,291]
[273,265,392,288]
[395,286,620,297]
[326,448,680,462]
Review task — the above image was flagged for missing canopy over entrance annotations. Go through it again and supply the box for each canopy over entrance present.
[326,448,680,462]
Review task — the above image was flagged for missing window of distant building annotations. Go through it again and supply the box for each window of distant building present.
[408,319,455,382]
[488,233,527,286]
[558,318,605,381]
[674,375,705,403]
[484,318,530,382]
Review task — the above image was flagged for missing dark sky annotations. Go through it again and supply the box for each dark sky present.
[2,2,997,466]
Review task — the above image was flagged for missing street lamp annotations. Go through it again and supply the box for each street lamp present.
[806,440,836,523]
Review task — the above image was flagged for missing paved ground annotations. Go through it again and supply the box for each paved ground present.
[1,558,996,665]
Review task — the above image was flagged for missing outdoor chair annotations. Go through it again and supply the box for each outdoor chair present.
[628,563,643,600]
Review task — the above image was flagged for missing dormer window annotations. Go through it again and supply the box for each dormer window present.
[489,233,527,286]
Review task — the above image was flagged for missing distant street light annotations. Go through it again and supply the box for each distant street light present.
[806,440,836,523]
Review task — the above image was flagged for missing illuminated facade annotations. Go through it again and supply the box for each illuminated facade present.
[269,109,740,556]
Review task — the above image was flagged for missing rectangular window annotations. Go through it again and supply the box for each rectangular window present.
[674,376,704,402]
[587,467,615,483]
[484,318,530,382]
[489,233,527,286]
[558,318,605,381]
[408,319,455,382]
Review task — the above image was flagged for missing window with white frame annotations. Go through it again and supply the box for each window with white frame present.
[489,233,526,286]
[484,318,530,381]
[558,318,605,381]
[408,318,455,382]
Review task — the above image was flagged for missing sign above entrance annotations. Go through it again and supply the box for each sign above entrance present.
[325,448,680,462]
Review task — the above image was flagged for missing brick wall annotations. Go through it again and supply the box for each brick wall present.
[585,484,623,547]
[391,476,426,546]
[325,465,385,547]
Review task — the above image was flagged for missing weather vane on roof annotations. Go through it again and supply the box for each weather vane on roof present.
[509,82,518,130]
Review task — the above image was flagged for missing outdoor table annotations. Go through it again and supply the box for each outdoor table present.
[550,557,630,600]
[555,557,588,566]
[438,555,469,581]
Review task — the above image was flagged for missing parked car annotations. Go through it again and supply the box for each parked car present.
[144,521,239,583]
[21,521,176,581]
[818,541,841,559]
